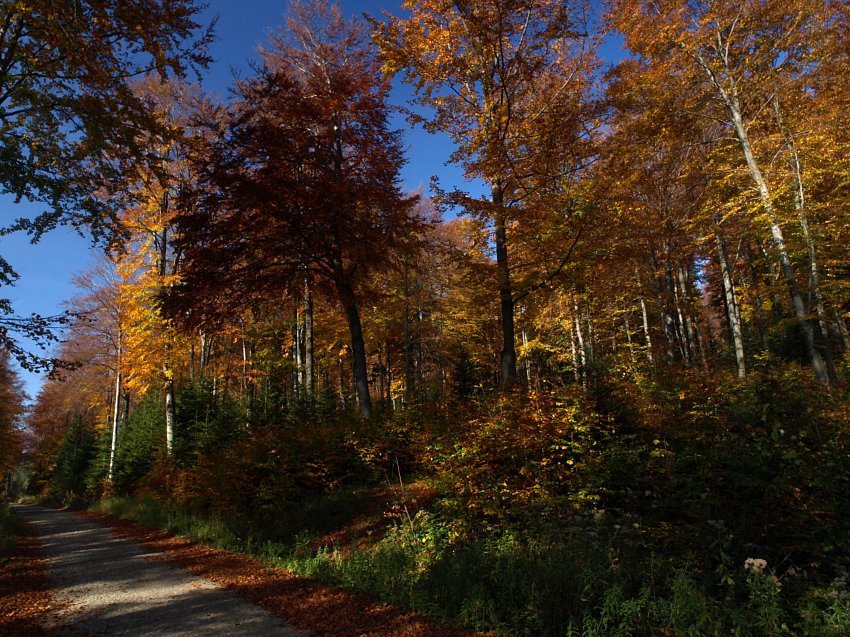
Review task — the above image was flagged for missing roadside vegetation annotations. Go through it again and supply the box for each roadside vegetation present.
[41,361,846,636]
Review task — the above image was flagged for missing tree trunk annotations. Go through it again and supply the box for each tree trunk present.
[774,97,837,382]
[715,216,746,378]
[403,272,415,404]
[303,275,314,398]
[385,342,394,409]
[521,327,532,387]
[834,308,850,352]
[338,356,346,407]
[697,51,830,385]
[624,313,636,364]
[241,327,249,396]
[108,365,122,483]
[656,280,678,362]
[335,278,372,419]
[570,320,581,385]
[832,308,850,352]
[292,306,301,397]
[156,198,177,455]
[651,254,677,361]
[639,296,654,364]
[662,246,688,362]
[731,106,828,383]
[416,303,426,401]
[573,299,587,389]
[164,374,175,455]
[677,263,702,365]
[665,245,691,364]
[199,332,211,368]
[377,346,385,404]
[494,208,517,390]
[745,242,770,349]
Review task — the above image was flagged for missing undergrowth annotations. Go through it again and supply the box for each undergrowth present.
[84,364,850,635]
[96,484,850,636]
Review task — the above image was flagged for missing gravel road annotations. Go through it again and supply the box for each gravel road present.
[12,504,307,636]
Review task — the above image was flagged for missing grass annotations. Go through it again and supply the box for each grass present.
[93,483,850,637]
[94,482,389,550]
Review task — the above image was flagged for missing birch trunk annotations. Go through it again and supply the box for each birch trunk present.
[241,329,249,395]
[108,364,122,483]
[293,307,301,397]
[639,296,654,364]
[573,301,587,389]
[774,97,837,381]
[164,373,175,455]
[570,321,581,385]
[695,50,830,385]
[715,216,746,378]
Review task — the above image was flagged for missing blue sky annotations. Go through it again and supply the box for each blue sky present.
[0,0,622,400]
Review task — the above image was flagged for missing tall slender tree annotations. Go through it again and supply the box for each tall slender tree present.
[0,347,26,482]
[607,0,844,384]
[373,0,599,390]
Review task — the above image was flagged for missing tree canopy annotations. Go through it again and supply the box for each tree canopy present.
[0,0,211,371]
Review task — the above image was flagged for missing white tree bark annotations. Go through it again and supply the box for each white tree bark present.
[107,348,122,483]
[694,49,830,384]
[715,216,746,378]
[639,296,654,365]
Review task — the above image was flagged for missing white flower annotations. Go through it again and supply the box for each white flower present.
[744,558,768,574]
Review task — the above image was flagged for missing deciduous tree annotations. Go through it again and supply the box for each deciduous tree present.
[177,1,421,419]
[606,0,845,384]
[373,0,599,390]
[0,0,211,371]
[0,347,25,485]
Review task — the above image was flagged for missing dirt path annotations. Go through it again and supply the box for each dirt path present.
[11,504,306,636]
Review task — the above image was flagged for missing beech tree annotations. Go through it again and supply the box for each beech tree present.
[176,1,421,419]
[602,56,719,372]
[373,0,599,390]
[67,262,128,482]
[25,306,118,496]
[606,0,845,384]
[108,78,205,455]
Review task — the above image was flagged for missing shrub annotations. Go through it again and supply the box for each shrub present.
[430,389,607,533]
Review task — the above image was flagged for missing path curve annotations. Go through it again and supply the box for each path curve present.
[12,504,307,636]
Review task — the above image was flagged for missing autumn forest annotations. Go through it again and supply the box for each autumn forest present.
[3,0,850,634]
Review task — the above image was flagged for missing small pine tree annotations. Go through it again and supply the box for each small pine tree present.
[49,415,96,504]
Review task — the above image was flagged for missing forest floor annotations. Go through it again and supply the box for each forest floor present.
[2,504,480,637]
